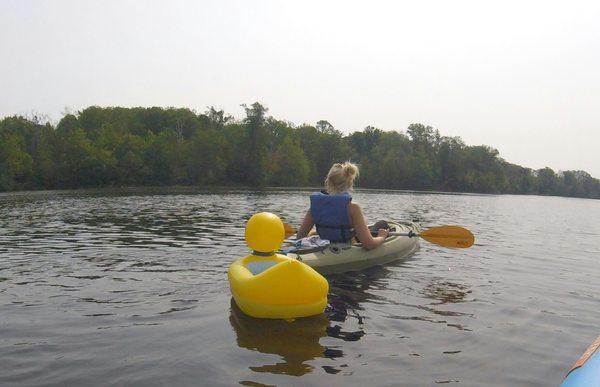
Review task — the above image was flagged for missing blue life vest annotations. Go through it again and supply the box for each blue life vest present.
[309,191,354,243]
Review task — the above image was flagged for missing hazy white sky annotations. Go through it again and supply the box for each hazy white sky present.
[1,0,599,177]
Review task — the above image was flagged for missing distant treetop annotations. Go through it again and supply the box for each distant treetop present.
[0,104,598,199]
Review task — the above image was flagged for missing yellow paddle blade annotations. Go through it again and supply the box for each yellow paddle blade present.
[420,226,474,248]
[283,223,297,238]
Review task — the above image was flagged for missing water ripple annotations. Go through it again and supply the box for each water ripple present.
[0,188,599,386]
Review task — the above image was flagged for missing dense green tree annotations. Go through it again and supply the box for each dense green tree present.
[185,128,228,185]
[0,104,598,199]
[316,120,335,134]
[144,130,186,185]
[242,102,269,186]
[310,123,352,183]
[360,131,411,188]
[55,128,116,187]
[435,136,464,191]
[537,167,559,195]
[0,133,33,190]
[407,123,439,150]
[268,136,310,186]
[114,134,149,184]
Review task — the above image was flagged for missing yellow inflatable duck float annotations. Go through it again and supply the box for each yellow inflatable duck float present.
[228,212,328,319]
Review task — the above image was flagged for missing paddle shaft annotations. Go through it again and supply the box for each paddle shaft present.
[284,223,474,248]
[389,231,418,238]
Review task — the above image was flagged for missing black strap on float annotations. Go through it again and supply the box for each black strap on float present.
[252,250,275,257]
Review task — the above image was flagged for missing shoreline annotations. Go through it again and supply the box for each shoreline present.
[1,184,597,200]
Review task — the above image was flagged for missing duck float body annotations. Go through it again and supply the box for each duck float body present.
[228,212,328,319]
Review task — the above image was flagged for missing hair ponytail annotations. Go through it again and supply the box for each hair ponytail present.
[325,161,359,194]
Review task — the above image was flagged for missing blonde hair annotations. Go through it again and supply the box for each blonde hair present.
[325,161,359,194]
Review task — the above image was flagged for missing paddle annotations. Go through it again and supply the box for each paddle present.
[390,225,474,248]
[283,223,474,248]
[283,222,297,238]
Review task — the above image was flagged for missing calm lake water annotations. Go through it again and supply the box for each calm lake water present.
[1,188,598,386]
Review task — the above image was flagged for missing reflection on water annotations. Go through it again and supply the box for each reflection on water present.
[229,300,328,376]
[1,188,599,386]
[230,262,477,379]
[229,271,384,379]
[422,280,471,305]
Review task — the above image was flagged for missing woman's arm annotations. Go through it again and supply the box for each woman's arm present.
[296,210,314,238]
[349,203,389,250]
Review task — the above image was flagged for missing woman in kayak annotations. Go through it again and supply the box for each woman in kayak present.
[296,161,390,250]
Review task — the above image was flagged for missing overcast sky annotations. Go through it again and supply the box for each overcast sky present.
[1,0,599,177]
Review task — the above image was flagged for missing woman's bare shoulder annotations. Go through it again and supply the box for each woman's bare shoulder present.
[349,201,362,213]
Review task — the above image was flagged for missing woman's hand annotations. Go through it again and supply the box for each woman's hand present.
[349,203,388,250]
[376,228,389,238]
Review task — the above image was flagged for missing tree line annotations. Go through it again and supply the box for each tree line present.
[1,103,598,199]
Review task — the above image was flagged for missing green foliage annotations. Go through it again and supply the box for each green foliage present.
[0,133,33,190]
[185,128,228,185]
[537,167,559,195]
[0,105,598,199]
[268,136,310,186]
[242,102,269,186]
[114,134,149,184]
[57,128,116,187]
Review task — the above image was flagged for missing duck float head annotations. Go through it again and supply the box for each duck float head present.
[245,212,285,256]
[228,212,328,319]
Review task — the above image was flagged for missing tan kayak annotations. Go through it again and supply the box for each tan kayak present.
[286,221,421,274]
